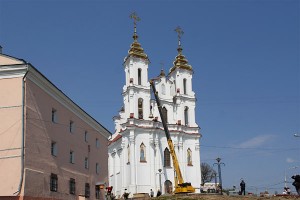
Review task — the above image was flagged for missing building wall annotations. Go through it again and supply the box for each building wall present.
[23,78,108,200]
[0,76,23,196]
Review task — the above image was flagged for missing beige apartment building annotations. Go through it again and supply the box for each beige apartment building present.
[0,52,111,200]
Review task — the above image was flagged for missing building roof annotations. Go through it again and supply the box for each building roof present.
[0,52,112,138]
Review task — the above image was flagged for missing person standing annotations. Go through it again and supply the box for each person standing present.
[150,189,154,197]
[240,179,246,195]
[156,189,162,197]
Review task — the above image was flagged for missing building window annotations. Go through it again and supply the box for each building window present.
[184,106,189,126]
[50,173,58,192]
[96,138,99,148]
[84,131,88,142]
[51,141,57,156]
[69,121,74,133]
[85,157,89,169]
[138,68,142,85]
[183,78,187,94]
[69,178,76,195]
[162,84,166,95]
[164,148,171,167]
[140,143,146,162]
[138,98,143,119]
[70,151,75,164]
[85,183,90,198]
[96,163,100,174]
[162,107,168,123]
[51,108,57,123]
[95,186,100,199]
[187,148,192,166]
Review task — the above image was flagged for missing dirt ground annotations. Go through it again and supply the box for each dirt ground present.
[154,194,300,200]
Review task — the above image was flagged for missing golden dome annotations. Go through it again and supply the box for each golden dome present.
[169,46,193,73]
[127,33,148,60]
[169,26,193,73]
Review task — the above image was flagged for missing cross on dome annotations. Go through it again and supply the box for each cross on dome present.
[174,26,184,47]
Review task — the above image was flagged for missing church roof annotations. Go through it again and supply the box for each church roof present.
[169,46,193,73]
[126,34,148,60]
[169,26,193,74]
[125,12,148,62]
[108,134,122,146]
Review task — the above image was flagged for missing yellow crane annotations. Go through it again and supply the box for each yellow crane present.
[150,80,195,194]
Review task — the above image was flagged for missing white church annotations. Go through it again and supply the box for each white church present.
[108,15,202,198]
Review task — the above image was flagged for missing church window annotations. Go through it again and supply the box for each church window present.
[184,106,189,126]
[162,84,166,95]
[138,98,143,119]
[187,148,192,166]
[162,107,168,123]
[164,148,171,167]
[138,68,142,85]
[183,78,187,94]
[140,143,146,162]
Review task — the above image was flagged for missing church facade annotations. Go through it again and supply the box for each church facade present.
[108,20,202,198]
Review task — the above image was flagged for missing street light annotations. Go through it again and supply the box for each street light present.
[294,134,300,137]
[157,169,163,192]
[213,157,225,195]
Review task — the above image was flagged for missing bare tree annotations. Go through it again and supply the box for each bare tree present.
[201,162,216,185]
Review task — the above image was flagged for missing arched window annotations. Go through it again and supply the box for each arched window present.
[138,68,142,85]
[162,84,166,95]
[138,98,143,119]
[184,106,189,126]
[164,148,171,167]
[140,143,146,162]
[162,107,168,123]
[183,78,187,94]
[187,148,192,166]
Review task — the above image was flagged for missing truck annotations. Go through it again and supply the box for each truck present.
[150,80,195,194]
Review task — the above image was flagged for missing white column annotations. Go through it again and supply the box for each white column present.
[121,142,125,192]
[129,134,136,193]
[195,141,201,192]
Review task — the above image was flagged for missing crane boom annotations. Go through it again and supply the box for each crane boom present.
[150,80,195,194]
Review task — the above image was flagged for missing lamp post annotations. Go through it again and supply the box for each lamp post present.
[294,133,300,137]
[213,157,225,195]
[158,169,163,192]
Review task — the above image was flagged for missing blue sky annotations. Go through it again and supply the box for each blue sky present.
[1,0,299,194]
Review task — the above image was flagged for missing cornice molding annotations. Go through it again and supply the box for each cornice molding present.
[0,64,28,79]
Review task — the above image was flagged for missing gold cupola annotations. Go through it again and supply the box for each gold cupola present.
[169,26,193,73]
[125,12,148,61]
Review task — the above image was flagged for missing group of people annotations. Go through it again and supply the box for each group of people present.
[106,176,300,199]
[150,189,161,198]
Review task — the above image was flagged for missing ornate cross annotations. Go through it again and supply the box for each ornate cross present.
[130,12,140,33]
[174,26,184,46]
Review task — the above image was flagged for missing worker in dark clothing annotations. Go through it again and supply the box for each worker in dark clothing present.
[291,175,300,195]
[240,179,246,195]
[156,189,162,197]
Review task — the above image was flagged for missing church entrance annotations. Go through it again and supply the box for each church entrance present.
[164,180,173,194]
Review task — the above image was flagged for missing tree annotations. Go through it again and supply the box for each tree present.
[201,162,216,185]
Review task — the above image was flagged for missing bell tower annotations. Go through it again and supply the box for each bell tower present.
[122,12,151,120]
[168,26,197,127]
